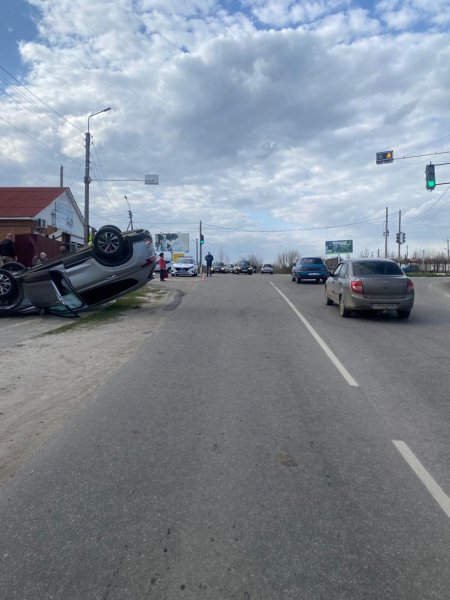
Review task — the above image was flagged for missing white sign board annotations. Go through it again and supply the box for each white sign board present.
[156,233,189,253]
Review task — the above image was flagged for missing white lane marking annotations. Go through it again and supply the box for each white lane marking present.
[271,283,358,387]
[393,440,450,519]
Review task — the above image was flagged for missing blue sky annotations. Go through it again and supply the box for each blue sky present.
[1,0,38,73]
[1,0,450,263]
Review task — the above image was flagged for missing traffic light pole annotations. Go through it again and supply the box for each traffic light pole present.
[397,210,401,262]
[199,220,203,274]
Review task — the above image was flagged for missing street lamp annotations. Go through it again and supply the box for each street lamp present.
[84,107,111,245]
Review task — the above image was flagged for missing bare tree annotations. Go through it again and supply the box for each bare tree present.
[217,247,229,263]
[247,253,263,271]
[276,249,301,273]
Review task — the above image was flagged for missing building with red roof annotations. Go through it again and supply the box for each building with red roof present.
[0,187,84,265]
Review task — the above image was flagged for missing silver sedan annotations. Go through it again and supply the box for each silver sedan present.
[325,259,414,319]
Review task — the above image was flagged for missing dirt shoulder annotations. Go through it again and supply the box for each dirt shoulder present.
[0,285,179,486]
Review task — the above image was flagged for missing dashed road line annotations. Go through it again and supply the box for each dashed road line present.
[393,440,450,519]
[271,283,358,387]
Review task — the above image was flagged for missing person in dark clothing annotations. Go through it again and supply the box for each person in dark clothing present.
[205,251,214,277]
[0,233,17,265]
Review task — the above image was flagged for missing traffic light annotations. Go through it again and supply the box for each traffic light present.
[426,164,436,190]
[402,233,406,244]
[376,150,394,164]
[396,233,400,243]
[200,233,205,245]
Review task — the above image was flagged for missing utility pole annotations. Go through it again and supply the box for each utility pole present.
[84,107,111,245]
[199,220,203,274]
[446,239,449,274]
[384,207,389,258]
[124,195,133,230]
[397,210,401,263]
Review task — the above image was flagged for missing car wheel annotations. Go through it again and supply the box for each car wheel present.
[1,261,26,273]
[0,269,20,300]
[93,226,125,259]
[397,309,411,319]
[339,295,351,317]
[325,288,334,305]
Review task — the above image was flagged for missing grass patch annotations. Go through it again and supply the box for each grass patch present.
[43,286,166,335]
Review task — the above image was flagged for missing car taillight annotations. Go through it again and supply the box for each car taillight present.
[407,279,414,293]
[351,279,364,294]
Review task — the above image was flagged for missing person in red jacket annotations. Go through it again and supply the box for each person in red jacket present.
[158,252,167,281]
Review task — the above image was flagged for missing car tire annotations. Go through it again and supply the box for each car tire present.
[339,296,351,317]
[98,224,122,233]
[397,309,411,319]
[93,226,125,259]
[1,261,26,273]
[0,269,20,300]
[325,289,334,305]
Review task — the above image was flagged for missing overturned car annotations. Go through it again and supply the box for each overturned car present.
[0,225,157,317]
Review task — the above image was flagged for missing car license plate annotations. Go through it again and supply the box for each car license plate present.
[309,272,320,276]
[373,304,397,310]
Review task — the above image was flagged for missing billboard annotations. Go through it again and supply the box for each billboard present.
[55,199,75,232]
[325,240,353,254]
[155,233,189,254]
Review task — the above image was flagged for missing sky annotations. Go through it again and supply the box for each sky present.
[1,0,450,263]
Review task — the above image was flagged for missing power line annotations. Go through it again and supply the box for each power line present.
[0,114,81,164]
[202,214,387,233]
[0,64,83,133]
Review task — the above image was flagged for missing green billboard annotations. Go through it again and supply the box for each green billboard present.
[325,240,353,254]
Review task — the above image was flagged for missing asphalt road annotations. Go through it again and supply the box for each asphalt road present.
[1,274,450,599]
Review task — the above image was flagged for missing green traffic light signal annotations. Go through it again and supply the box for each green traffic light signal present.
[426,164,436,190]
[200,234,205,245]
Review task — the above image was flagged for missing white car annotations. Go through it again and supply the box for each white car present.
[261,263,274,274]
[171,256,198,277]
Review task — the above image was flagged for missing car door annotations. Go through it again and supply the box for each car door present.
[329,263,343,300]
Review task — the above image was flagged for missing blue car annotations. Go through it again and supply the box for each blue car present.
[291,257,330,284]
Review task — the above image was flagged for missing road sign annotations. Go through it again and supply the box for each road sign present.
[145,174,159,184]
[376,150,394,164]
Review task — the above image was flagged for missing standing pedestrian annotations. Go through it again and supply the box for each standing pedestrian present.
[158,252,167,281]
[205,251,214,277]
[0,233,17,265]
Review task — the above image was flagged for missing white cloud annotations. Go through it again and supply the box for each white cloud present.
[1,0,450,261]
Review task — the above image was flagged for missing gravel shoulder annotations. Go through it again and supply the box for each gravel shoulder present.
[0,284,178,486]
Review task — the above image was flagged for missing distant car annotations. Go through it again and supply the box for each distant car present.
[211,261,226,273]
[0,225,157,317]
[171,256,198,277]
[222,264,232,273]
[261,263,274,274]
[325,258,414,319]
[401,263,420,273]
[234,260,253,274]
[292,257,329,283]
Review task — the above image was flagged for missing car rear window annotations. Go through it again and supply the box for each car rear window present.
[302,258,323,264]
[352,261,403,276]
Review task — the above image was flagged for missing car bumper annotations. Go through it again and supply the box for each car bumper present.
[296,271,328,280]
[172,269,196,276]
[346,294,415,311]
